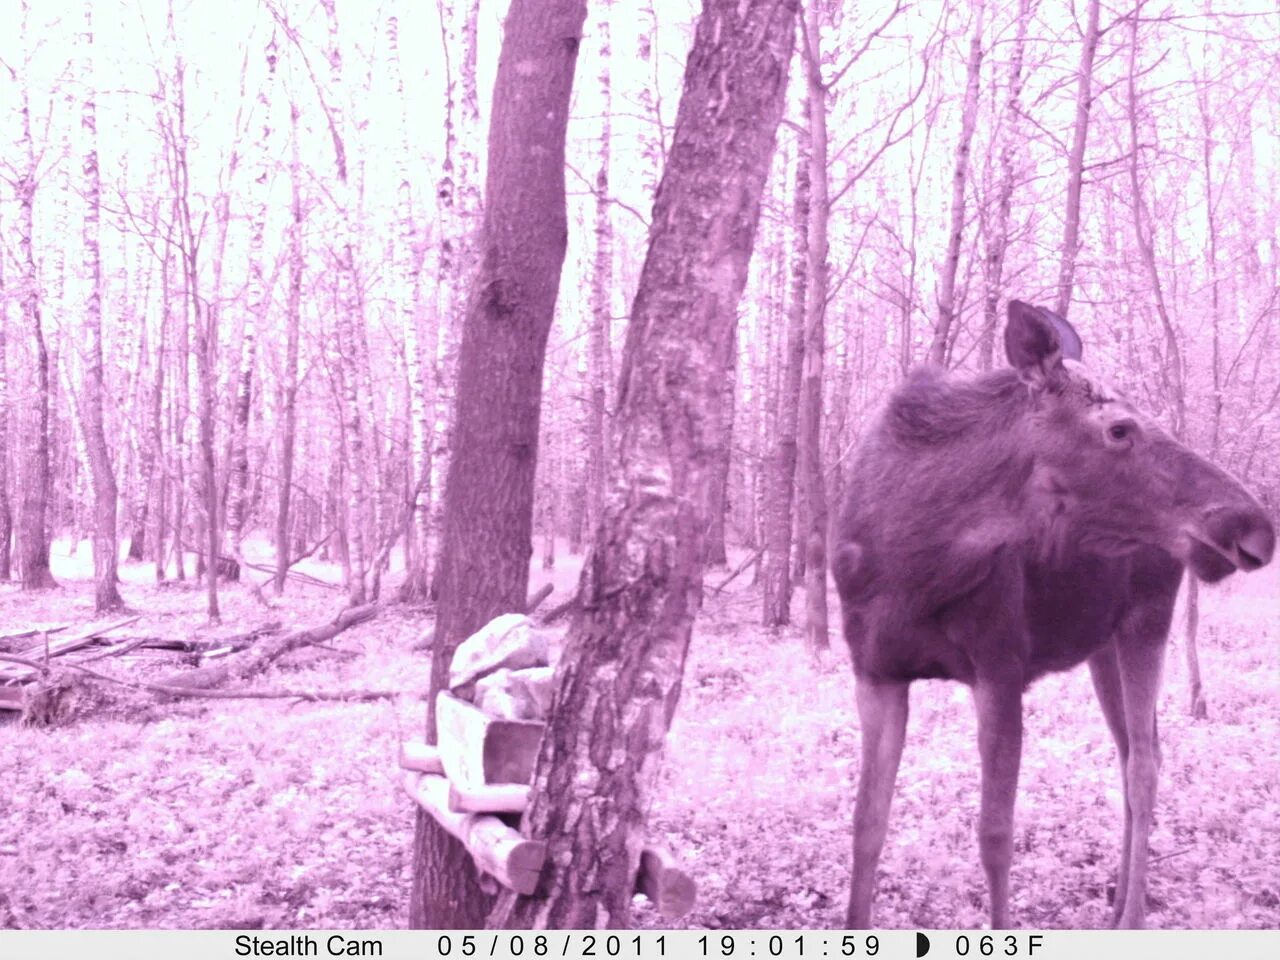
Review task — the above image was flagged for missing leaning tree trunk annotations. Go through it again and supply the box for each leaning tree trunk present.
[491,0,796,927]
[408,0,588,930]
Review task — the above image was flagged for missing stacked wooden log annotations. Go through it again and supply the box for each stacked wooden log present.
[401,613,695,918]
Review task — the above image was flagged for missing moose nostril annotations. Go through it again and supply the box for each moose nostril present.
[1237,524,1275,570]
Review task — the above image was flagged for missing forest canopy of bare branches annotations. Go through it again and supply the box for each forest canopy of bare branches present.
[1,0,1278,612]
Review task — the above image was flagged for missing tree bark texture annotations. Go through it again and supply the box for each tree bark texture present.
[491,0,796,928]
[408,0,588,930]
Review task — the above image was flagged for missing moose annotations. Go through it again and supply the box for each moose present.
[833,300,1274,928]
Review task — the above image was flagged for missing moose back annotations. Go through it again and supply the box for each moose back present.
[833,300,1274,928]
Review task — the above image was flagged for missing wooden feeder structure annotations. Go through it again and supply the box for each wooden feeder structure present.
[400,613,695,916]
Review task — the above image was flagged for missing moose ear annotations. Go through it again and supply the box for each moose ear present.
[1005,300,1066,389]
[1037,307,1083,362]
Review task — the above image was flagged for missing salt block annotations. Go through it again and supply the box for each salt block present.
[450,614,549,690]
[476,666,556,721]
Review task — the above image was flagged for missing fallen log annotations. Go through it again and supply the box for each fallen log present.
[240,559,340,591]
[78,621,284,662]
[402,772,545,895]
[0,617,140,682]
[158,603,379,690]
[0,624,70,646]
[637,845,697,919]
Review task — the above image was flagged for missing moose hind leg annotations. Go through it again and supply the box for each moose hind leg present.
[847,677,910,928]
[973,678,1023,929]
[1088,647,1132,925]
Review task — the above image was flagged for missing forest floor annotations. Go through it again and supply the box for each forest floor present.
[0,537,1277,930]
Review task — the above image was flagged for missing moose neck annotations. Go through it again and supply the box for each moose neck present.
[871,367,1045,610]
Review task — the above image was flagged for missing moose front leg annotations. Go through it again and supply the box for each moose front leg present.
[973,677,1024,929]
[847,677,910,928]
[1088,646,1134,925]
[1113,638,1166,929]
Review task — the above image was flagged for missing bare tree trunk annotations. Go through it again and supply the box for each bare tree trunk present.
[390,15,432,602]
[1054,0,1101,318]
[427,0,483,594]
[408,0,588,930]
[706,322,737,566]
[172,51,219,620]
[929,0,984,367]
[1126,4,1184,440]
[227,36,277,559]
[1180,70,1229,722]
[78,6,124,611]
[314,0,370,606]
[275,101,303,595]
[978,0,1029,371]
[800,1,832,656]
[585,4,613,550]
[15,3,57,591]
[492,0,795,927]
[1126,6,1201,719]
[762,123,808,627]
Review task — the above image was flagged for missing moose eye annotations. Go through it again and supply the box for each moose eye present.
[1107,420,1137,444]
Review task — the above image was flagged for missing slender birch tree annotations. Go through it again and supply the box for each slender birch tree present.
[77,3,124,611]
[929,0,984,367]
[1054,0,1102,319]
[799,0,832,654]
[15,0,57,591]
